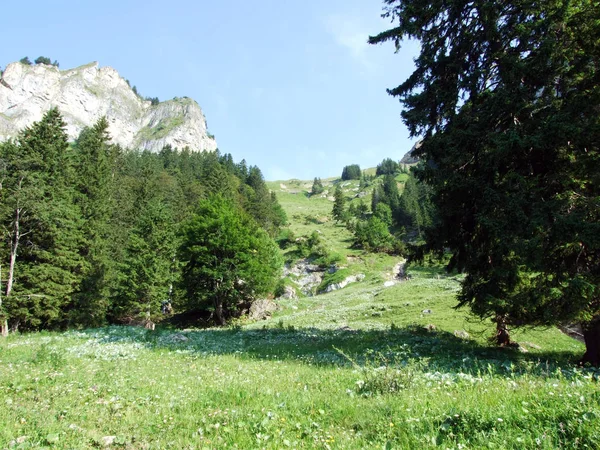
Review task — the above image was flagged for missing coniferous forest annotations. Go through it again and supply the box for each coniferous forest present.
[0,108,286,332]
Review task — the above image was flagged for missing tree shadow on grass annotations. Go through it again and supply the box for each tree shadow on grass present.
[74,324,588,377]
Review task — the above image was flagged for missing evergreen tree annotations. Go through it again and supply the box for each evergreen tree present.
[341,164,362,180]
[113,199,177,322]
[0,109,83,330]
[34,56,52,65]
[70,118,120,326]
[354,216,395,253]
[381,175,401,221]
[19,57,32,65]
[244,166,286,236]
[376,158,399,176]
[311,177,324,196]
[397,172,434,238]
[332,185,347,223]
[371,0,600,362]
[374,202,393,227]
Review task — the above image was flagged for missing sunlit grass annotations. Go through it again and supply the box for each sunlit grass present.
[1,266,597,448]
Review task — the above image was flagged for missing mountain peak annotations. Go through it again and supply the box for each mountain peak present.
[0,61,217,152]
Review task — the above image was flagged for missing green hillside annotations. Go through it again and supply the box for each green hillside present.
[1,171,597,449]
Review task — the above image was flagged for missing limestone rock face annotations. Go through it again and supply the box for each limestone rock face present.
[0,61,217,152]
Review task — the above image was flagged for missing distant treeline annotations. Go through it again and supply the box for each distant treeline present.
[0,109,285,331]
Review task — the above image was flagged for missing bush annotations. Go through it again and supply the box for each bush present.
[318,268,352,292]
[34,56,52,66]
[314,250,344,268]
[354,217,396,253]
[276,228,296,249]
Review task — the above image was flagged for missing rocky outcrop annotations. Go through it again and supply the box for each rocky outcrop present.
[400,140,421,164]
[0,61,217,152]
[322,273,365,293]
[283,259,325,296]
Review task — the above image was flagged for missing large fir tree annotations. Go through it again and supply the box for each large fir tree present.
[0,108,84,330]
[371,0,600,363]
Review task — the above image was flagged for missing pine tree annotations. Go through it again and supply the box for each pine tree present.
[341,164,361,180]
[376,158,399,176]
[311,177,324,196]
[332,185,347,223]
[112,199,177,322]
[371,0,600,362]
[70,118,120,326]
[0,109,84,330]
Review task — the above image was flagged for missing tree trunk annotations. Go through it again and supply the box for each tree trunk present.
[1,204,23,338]
[580,320,600,367]
[0,265,6,337]
[6,202,22,299]
[214,299,225,326]
[495,314,511,346]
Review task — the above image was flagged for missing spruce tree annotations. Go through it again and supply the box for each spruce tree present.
[371,0,600,361]
[311,177,324,196]
[71,118,120,326]
[0,109,84,330]
[332,185,347,223]
[113,199,177,322]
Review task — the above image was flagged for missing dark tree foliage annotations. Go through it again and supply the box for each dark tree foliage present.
[332,184,347,223]
[372,175,401,224]
[70,117,121,326]
[371,0,600,363]
[34,56,52,65]
[354,217,395,253]
[375,158,399,176]
[0,111,286,331]
[0,109,83,330]
[19,57,32,65]
[311,177,324,196]
[341,164,362,180]
[179,196,281,325]
[397,172,435,238]
[243,165,287,236]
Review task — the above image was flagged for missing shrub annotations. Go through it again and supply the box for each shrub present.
[34,56,52,65]
[276,228,296,249]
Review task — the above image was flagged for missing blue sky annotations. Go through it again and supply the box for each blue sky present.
[3,0,419,180]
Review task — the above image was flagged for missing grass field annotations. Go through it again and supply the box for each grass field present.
[1,175,599,449]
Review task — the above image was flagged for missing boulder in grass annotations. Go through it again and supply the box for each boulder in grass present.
[454,330,470,339]
[249,299,280,320]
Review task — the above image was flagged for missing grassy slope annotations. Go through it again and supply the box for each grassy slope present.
[1,175,598,449]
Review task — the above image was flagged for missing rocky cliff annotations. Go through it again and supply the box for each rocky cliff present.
[0,61,217,152]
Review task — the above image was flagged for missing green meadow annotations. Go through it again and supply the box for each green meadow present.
[1,176,599,449]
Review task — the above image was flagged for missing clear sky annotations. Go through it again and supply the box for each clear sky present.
[3,0,419,180]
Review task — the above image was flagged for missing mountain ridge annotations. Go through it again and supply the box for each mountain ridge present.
[0,61,217,152]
